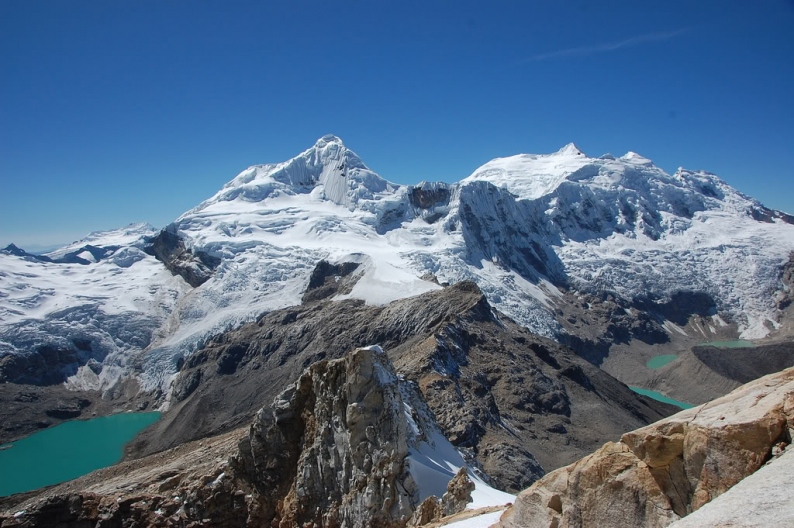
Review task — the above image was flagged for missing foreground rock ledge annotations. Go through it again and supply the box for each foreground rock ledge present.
[497,366,794,528]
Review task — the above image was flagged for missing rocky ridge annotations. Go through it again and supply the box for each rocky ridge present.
[496,366,794,528]
[0,347,498,527]
[130,280,673,493]
[142,226,220,288]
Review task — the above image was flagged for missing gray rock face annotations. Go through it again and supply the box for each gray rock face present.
[407,182,452,224]
[234,346,419,527]
[301,259,362,303]
[143,225,219,287]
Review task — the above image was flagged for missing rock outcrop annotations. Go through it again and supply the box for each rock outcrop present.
[409,468,475,526]
[233,345,420,527]
[0,347,486,527]
[666,445,794,527]
[407,182,452,224]
[301,259,362,303]
[143,226,219,287]
[441,468,475,516]
[497,366,794,528]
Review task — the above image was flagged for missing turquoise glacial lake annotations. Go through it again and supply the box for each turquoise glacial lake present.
[630,387,694,410]
[646,354,678,369]
[0,412,160,497]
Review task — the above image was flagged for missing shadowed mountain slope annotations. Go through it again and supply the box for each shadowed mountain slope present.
[130,280,673,492]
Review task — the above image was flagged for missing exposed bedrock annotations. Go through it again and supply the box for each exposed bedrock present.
[143,226,219,287]
[234,346,420,526]
[497,367,794,528]
[301,259,361,303]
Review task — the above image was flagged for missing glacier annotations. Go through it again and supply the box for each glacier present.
[2,134,793,396]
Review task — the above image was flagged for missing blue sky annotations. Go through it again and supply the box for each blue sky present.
[2,1,793,249]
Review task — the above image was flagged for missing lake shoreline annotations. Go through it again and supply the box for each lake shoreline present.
[0,376,159,446]
[0,411,162,497]
[630,386,694,410]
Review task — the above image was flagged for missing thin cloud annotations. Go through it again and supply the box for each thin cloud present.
[520,29,688,63]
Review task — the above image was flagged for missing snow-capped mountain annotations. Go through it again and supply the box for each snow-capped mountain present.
[2,135,793,395]
[0,222,186,390]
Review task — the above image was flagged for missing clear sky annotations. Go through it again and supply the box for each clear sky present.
[2,1,793,249]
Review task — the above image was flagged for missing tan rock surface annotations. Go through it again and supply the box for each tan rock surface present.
[497,367,794,528]
[407,468,477,526]
[667,445,794,527]
[496,441,678,528]
[442,467,475,516]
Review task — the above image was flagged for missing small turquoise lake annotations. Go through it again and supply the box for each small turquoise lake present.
[0,412,160,497]
[646,354,678,369]
[630,387,694,410]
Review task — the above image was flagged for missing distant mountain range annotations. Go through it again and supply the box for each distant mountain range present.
[2,134,793,400]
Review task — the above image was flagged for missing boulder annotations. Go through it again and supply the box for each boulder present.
[442,467,475,516]
[406,467,475,526]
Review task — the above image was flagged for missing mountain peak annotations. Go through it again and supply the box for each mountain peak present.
[620,151,653,165]
[462,144,592,200]
[556,142,586,157]
[186,133,394,213]
[315,134,345,148]
[2,243,24,255]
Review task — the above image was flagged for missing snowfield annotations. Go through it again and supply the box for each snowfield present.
[2,134,793,393]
